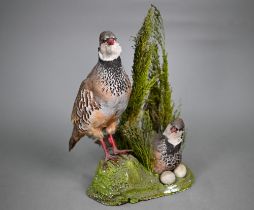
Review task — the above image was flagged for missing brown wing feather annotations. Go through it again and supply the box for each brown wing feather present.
[71,80,86,124]
[71,79,101,131]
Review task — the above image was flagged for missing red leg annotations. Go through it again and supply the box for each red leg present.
[99,138,117,161]
[108,134,132,155]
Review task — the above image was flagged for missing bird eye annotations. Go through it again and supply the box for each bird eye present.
[103,36,109,42]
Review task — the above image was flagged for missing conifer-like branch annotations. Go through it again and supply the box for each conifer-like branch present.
[117,5,178,171]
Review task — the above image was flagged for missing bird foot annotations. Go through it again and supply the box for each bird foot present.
[104,154,119,162]
[113,149,132,155]
[102,155,120,169]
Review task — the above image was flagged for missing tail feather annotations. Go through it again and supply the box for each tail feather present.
[69,137,78,151]
[69,126,83,151]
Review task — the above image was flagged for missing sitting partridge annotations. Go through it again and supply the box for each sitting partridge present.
[69,31,131,161]
[153,118,185,174]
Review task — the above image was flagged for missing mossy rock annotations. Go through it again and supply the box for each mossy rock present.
[87,155,194,205]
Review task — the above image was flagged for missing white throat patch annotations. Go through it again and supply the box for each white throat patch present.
[98,42,122,61]
[163,130,184,147]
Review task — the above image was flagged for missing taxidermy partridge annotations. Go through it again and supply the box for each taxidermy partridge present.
[69,31,131,161]
[153,118,185,174]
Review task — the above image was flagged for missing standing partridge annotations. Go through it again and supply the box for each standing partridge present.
[153,118,185,174]
[69,31,131,161]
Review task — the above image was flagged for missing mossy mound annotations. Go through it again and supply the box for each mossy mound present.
[87,155,194,205]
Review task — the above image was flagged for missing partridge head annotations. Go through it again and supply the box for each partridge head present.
[98,31,122,61]
[163,118,185,146]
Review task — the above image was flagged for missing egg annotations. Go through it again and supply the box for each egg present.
[174,163,187,178]
[160,171,176,185]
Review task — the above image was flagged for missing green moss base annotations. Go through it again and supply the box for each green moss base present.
[87,155,194,206]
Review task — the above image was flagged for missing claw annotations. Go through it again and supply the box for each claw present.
[105,154,118,161]
[102,155,119,169]
[113,149,132,155]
